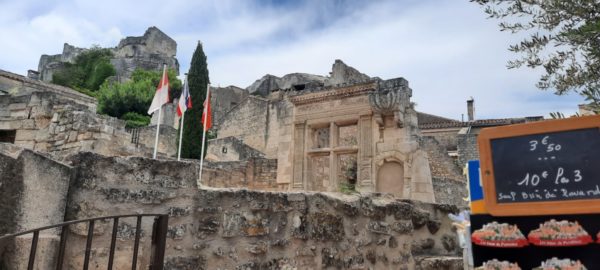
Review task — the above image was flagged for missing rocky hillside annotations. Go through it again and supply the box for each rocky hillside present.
[246,59,371,97]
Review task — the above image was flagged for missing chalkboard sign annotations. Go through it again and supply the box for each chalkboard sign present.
[478,115,600,216]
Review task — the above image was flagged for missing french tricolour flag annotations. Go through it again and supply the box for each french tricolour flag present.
[177,77,191,116]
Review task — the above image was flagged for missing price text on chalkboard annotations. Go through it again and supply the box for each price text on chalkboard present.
[478,115,600,216]
[491,128,600,203]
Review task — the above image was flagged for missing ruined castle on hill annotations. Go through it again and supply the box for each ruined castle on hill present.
[32,26,179,82]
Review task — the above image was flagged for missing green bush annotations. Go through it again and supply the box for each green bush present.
[52,46,116,93]
[121,112,151,128]
[97,68,181,120]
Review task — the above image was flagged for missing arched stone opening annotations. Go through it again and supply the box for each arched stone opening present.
[376,161,404,195]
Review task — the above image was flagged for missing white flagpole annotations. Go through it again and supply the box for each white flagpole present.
[177,74,188,161]
[198,84,210,184]
[177,111,185,161]
[153,107,162,159]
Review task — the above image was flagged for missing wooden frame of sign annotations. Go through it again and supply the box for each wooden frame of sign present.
[478,115,600,216]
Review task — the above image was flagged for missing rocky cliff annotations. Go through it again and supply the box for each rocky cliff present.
[35,26,179,82]
[246,59,371,97]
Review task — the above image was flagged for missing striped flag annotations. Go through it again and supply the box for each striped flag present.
[147,66,170,115]
[177,77,191,116]
[201,87,212,132]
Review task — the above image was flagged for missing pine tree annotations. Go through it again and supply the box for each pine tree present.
[180,42,210,159]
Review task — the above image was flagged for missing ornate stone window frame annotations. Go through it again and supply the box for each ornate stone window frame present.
[305,120,359,192]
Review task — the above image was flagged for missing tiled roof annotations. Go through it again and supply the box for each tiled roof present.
[417,111,544,129]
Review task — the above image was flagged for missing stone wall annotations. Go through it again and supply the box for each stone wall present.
[136,125,178,158]
[0,90,176,160]
[457,129,479,169]
[0,149,462,269]
[420,137,462,181]
[0,145,72,268]
[432,178,468,208]
[421,129,460,152]
[203,158,279,191]
[206,136,265,162]
[0,69,97,111]
[217,96,271,155]
[211,86,249,128]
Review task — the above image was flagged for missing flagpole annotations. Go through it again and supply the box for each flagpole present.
[153,106,162,159]
[198,84,210,185]
[177,111,185,161]
[177,74,188,161]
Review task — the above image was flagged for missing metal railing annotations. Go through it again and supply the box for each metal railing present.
[0,214,168,270]
[125,127,141,146]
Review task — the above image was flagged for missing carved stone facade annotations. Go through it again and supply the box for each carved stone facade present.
[287,79,435,202]
[208,64,436,202]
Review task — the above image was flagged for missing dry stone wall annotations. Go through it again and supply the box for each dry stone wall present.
[0,91,175,160]
[62,152,461,269]
[203,158,279,191]
[0,147,463,270]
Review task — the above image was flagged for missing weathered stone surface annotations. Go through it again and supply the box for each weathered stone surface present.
[427,219,442,234]
[164,256,206,270]
[37,27,178,83]
[1,149,462,269]
[412,238,436,255]
[308,212,344,241]
[415,256,463,270]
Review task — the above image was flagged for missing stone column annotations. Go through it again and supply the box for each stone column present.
[357,114,374,191]
[292,122,306,190]
[329,122,337,192]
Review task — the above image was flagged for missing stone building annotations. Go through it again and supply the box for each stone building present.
[207,60,446,203]
[34,26,179,83]
[418,99,543,167]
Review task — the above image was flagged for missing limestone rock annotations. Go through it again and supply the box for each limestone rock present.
[245,60,369,97]
[325,59,370,86]
[37,26,179,83]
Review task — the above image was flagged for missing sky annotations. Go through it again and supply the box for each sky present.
[0,0,585,120]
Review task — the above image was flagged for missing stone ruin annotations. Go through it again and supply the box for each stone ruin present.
[205,60,467,205]
[0,144,463,269]
[0,69,176,160]
[0,29,469,268]
[34,26,179,83]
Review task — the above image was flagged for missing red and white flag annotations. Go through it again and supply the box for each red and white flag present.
[177,77,191,116]
[147,66,170,115]
[201,87,212,132]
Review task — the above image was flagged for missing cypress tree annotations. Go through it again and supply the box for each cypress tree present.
[180,41,210,159]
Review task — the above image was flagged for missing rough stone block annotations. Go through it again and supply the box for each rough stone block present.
[8,103,27,111]
[308,212,344,241]
[14,140,35,149]
[4,234,59,270]
[15,130,36,141]
[20,119,36,129]
[0,120,22,129]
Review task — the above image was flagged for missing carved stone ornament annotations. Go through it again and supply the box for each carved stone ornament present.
[368,79,412,128]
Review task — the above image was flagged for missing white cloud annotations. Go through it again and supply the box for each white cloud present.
[0,0,584,119]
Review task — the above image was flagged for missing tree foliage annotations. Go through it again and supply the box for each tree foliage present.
[473,0,600,111]
[52,46,116,93]
[97,68,181,126]
[180,42,210,159]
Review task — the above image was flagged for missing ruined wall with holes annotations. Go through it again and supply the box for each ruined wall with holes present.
[0,148,463,270]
